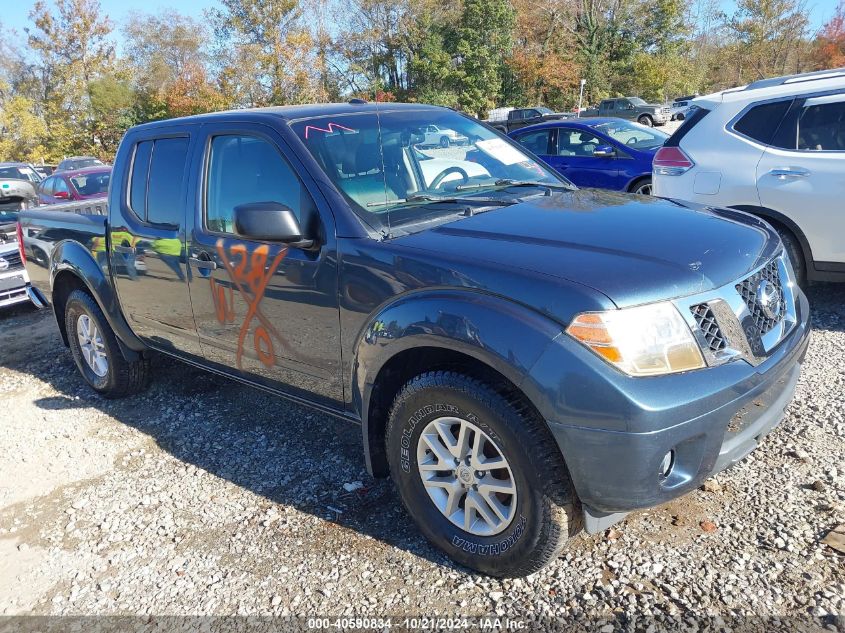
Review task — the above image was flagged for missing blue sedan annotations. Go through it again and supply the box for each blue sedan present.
[509,118,668,195]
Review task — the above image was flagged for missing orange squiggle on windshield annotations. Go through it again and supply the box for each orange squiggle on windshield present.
[209,240,290,369]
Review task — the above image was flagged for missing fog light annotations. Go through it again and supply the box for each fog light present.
[659,450,675,478]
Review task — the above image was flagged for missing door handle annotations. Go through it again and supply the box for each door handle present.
[113,245,135,254]
[189,256,217,271]
[768,168,810,179]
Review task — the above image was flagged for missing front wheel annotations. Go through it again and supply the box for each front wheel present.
[775,226,807,288]
[637,115,654,127]
[440,136,451,148]
[65,289,150,398]
[385,371,581,577]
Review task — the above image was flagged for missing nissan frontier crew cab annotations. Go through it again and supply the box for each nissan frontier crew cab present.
[19,102,810,577]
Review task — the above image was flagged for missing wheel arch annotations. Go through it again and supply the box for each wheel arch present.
[728,205,814,274]
[50,240,145,360]
[352,290,564,478]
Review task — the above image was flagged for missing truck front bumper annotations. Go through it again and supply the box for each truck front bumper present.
[530,287,811,530]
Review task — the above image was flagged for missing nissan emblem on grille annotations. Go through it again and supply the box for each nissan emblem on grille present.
[756,279,783,321]
[735,260,785,337]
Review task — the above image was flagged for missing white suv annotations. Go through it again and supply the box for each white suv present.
[653,68,845,286]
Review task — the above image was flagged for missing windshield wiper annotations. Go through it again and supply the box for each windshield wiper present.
[454,179,575,192]
[366,193,515,209]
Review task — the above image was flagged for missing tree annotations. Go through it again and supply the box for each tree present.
[724,0,810,83]
[0,86,50,162]
[814,0,845,69]
[210,0,325,106]
[122,10,229,121]
[25,0,116,157]
[452,0,516,116]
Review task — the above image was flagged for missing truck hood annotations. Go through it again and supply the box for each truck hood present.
[395,189,780,308]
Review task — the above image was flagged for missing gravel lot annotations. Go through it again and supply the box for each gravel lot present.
[0,282,842,629]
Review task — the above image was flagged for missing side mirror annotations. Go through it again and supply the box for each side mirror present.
[53,191,69,200]
[593,145,616,158]
[234,202,314,247]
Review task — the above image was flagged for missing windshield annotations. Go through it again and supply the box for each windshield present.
[628,97,647,106]
[70,170,110,195]
[594,120,668,150]
[536,107,554,115]
[290,108,570,232]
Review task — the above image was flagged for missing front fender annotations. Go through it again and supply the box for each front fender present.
[51,240,145,353]
[352,289,564,474]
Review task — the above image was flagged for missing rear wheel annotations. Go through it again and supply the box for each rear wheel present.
[65,289,150,398]
[630,177,653,196]
[638,115,654,127]
[385,371,581,577]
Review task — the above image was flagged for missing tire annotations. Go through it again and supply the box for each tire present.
[440,136,451,148]
[630,177,652,196]
[385,371,581,577]
[676,112,686,121]
[65,289,150,398]
[774,225,807,288]
[638,115,654,127]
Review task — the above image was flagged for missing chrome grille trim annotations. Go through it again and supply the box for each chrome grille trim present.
[673,251,798,368]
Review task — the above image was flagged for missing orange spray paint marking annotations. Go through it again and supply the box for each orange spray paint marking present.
[210,239,291,369]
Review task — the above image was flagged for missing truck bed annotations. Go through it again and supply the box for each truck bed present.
[18,208,108,299]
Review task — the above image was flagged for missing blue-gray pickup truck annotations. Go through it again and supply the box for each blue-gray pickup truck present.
[19,102,811,577]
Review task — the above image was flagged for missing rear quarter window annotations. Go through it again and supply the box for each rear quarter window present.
[732,100,792,145]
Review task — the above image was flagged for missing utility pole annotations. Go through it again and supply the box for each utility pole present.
[577,79,586,117]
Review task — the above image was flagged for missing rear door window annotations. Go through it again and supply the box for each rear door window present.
[129,141,153,218]
[147,138,189,225]
[128,137,189,226]
[798,97,845,151]
[514,129,553,155]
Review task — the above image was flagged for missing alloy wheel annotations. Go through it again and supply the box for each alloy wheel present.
[416,416,517,536]
[76,314,108,377]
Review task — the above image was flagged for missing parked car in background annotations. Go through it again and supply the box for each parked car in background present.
[0,163,41,212]
[653,68,845,286]
[0,213,39,309]
[486,106,574,133]
[670,94,698,121]
[56,156,105,171]
[33,164,56,178]
[20,102,811,577]
[510,118,668,194]
[580,98,671,127]
[420,124,468,147]
[0,162,43,185]
[38,167,111,205]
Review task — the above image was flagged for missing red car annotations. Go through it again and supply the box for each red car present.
[37,166,111,205]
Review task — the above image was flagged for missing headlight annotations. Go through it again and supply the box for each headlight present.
[566,302,705,376]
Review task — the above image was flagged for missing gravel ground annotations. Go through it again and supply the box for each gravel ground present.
[0,282,842,630]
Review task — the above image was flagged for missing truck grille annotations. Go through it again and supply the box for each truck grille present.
[676,252,797,368]
[735,260,785,336]
[691,304,727,353]
[0,252,23,272]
